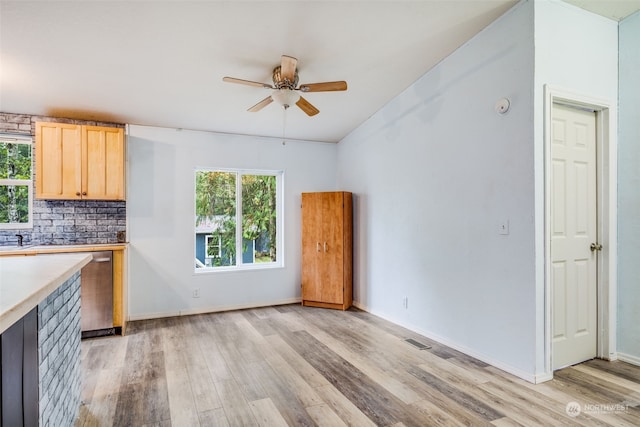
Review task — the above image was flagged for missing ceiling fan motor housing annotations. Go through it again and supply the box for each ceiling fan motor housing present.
[272,66,299,89]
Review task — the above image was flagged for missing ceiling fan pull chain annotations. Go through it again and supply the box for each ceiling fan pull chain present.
[282,107,287,145]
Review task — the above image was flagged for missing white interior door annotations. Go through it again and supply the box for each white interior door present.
[551,103,598,370]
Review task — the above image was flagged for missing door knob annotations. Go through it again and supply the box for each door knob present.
[590,243,603,252]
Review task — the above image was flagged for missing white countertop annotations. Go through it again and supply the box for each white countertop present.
[0,243,127,257]
[0,253,92,334]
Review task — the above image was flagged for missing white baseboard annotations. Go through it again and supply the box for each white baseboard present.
[352,300,540,384]
[128,297,301,321]
[617,352,640,367]
[534,372,554,384]
[352,300,369,312]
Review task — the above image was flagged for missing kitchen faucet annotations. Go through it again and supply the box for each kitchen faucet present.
[16,234,23,246]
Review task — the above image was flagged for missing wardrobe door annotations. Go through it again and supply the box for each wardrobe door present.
[320,192,345,304]
[301,192,323,302]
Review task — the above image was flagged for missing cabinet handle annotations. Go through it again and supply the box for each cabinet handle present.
[324,242,328,252]
[316,242,320,252]
[76,192,81,196]
[82,192,87,196]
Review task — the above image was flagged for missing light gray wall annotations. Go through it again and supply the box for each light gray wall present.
[618,10,640,363]
[337,1,537,380]
[126,125,337,319]
[533,0,619,374]
[337,0,621,382]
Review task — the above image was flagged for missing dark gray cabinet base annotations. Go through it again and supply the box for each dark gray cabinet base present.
[0,307,38,427]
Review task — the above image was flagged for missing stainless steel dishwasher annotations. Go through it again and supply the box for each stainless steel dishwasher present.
[80,251,114,338]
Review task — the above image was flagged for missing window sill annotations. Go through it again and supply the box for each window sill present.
[194,262,284,274]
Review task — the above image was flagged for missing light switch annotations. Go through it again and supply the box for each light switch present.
[498,220,509,235]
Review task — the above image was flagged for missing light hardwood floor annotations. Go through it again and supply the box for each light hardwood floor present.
[76,305,640,426]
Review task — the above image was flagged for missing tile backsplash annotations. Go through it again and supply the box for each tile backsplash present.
[1,200,126,246]
[1,112,126,246]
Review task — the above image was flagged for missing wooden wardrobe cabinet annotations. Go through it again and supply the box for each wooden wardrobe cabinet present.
[35,122,125,200]
[301,191,353,310]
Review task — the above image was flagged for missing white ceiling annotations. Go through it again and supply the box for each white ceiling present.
[1,1,638,143]
[563,0,640,20]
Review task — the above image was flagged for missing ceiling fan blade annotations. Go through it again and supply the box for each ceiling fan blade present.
[223,77,273,89]
[248,96,274,112]
[281,55,298,82]
[296,96,319,117]
[298,81,348,92]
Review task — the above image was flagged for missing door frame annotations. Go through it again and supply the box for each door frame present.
[543,85,617,378]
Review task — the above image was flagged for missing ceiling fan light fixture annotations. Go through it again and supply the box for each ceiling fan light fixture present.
[271,89,300,109]
[223,54,346,116]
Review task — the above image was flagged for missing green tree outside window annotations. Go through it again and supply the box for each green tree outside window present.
[0,139,32,227]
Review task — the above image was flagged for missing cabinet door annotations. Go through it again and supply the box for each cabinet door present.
[320,192,344,304]
[83,126,125,200]
[301,193,323,301]
[36,122,82,199]
[0,308,38,426]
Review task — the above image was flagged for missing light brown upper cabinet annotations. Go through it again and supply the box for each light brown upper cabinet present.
[301,191,353,310]
[36,122,125,200]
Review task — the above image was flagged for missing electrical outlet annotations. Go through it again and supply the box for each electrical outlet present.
[192,288,200,298]
[402,296,408,309]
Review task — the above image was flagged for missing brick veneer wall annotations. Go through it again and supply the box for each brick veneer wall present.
[0,112,126,245]
[38,271,82,427]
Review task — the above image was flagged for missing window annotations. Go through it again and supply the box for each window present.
[195,169,282,270]
[0,136,32,229]
[205,234,222,266]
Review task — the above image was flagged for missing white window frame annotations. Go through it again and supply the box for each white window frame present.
[205,234,222,259]
[0,135,33,230]
[194,168,284,273]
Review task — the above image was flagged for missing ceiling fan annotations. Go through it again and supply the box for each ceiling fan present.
[223,55,347,117]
